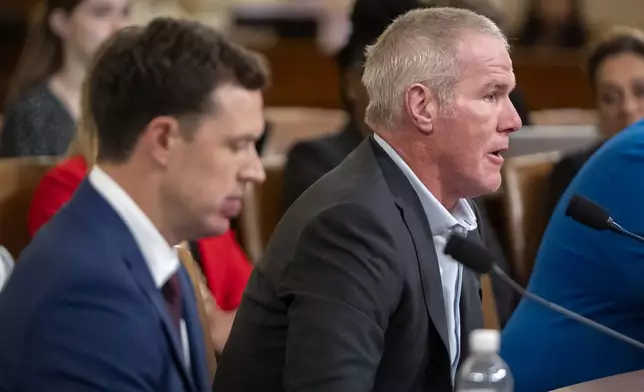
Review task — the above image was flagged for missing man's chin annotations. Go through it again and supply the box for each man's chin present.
[487,179,502,194]
[213,218,232,236]
[466,176,502,199]
[198,216,231,239]
[484,171,503,191]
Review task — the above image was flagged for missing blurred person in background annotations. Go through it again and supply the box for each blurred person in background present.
[546,27,644,217]
[0,18,267,391]
[0,0,131,158]
[282,0,521,327]
[516,0,589,49]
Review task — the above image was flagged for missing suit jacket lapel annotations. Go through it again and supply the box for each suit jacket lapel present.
[367,138,451,352]
[124,244,198,392]
[73,181,197,392]
[399,201,451,352]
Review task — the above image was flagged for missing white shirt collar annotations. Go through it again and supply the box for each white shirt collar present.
[373,134,477,236]
[89,166,179,288]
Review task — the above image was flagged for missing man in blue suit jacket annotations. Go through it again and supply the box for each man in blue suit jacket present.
[0,18,268,391]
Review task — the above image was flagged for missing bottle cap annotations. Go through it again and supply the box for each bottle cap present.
[469,329,500,353]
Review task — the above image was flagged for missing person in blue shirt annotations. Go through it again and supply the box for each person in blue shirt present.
[500,119,644,389]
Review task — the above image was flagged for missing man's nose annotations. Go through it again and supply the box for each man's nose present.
[500,98,522,133]
[242,151,266,185]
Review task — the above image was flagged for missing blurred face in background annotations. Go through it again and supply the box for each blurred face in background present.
[50,0,132,64]
[595,52,644,138]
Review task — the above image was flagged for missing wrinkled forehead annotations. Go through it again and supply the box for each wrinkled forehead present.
[458,32,511,66]
[456,33,514,84]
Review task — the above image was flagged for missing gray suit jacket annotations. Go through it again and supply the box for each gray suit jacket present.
[214,136,484,392]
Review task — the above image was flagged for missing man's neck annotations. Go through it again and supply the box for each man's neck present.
[377,131,459,211]
[98,163,180,246]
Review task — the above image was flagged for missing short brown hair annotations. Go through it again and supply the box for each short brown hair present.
[88,18,269,162]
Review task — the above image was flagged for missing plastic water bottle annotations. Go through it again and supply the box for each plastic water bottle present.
[455,329,513,392]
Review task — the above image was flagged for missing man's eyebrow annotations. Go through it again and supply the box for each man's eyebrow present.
[236,131,262,142]
[483,79,515,92]
[484,81,508,89]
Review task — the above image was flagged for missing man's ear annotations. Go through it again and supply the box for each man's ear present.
[404,83,437,135]
[139,116,183,167]
[49,9,71,40]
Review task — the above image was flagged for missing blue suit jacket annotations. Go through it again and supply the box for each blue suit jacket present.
[0,180,210,392]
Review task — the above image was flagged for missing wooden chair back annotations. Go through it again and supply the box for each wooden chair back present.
[239,155,286,262]
[481,273,499,330]
[502,151,561,286]
[0,157,59,258]
[263,107,346,156]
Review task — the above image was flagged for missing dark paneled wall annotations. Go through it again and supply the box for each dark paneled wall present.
[0,1,34,109]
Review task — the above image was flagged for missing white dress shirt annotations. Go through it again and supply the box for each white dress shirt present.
[89,166,191,367]
[374,135,477,383]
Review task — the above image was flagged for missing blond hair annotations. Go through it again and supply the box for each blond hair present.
[362,7,507,131]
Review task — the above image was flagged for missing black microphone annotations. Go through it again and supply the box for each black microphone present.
[566,194,644,243]
[444,234,644,351]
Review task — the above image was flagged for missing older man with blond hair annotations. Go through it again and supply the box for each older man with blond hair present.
[215,7,521,392]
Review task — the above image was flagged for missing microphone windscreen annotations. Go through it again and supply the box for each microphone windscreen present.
[565,194,611,231]
[444,234,495,274]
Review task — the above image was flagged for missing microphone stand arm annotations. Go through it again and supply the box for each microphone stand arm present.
[607,219,644,243]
